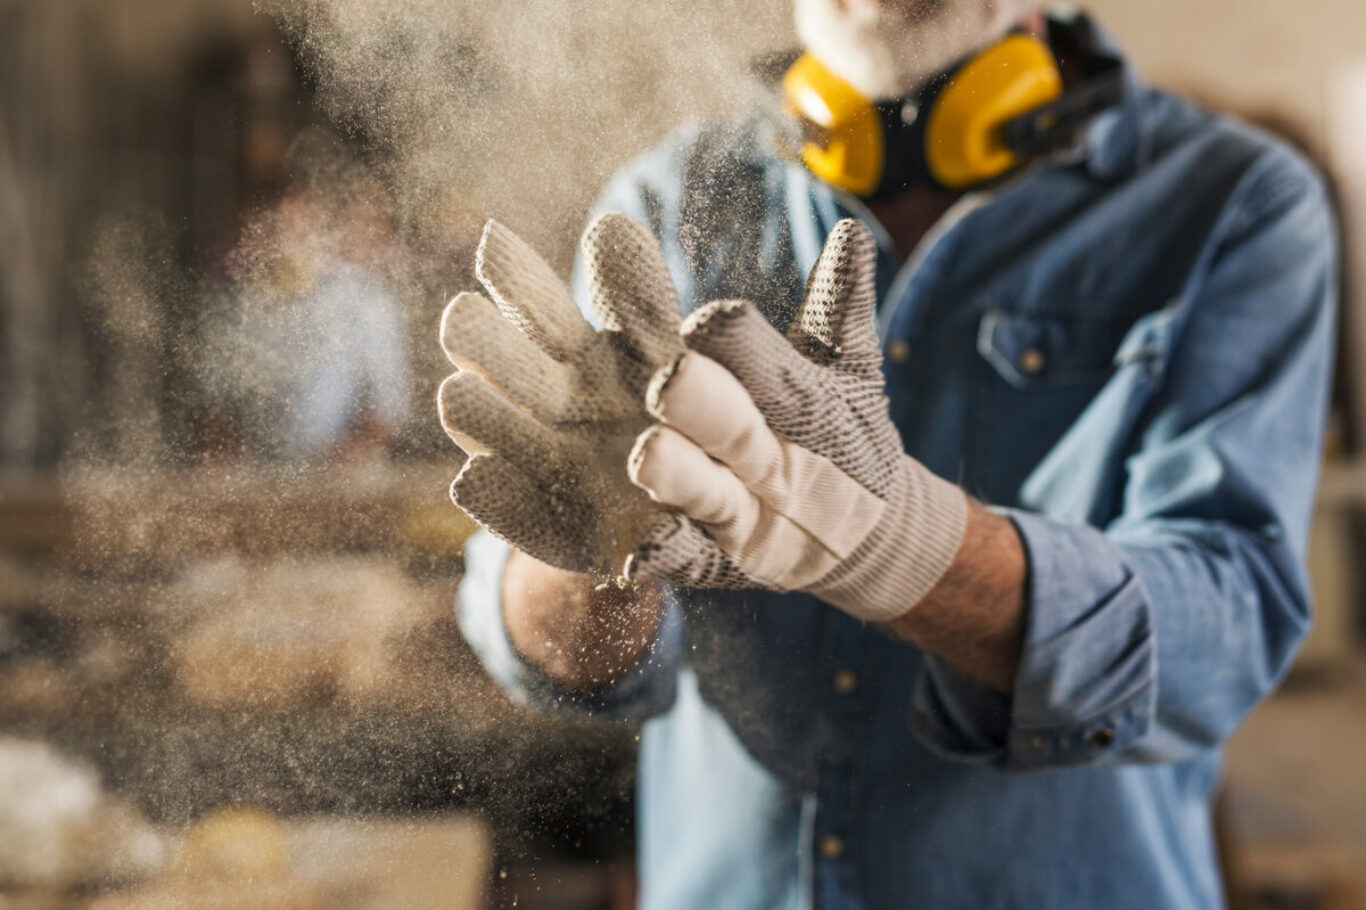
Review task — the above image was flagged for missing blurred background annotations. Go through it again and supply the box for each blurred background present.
[1,1,1364,908]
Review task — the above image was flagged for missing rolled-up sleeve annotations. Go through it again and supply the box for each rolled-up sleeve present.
[916,513,1157,769]
[457,530,686,722]
[914,150,1337,770]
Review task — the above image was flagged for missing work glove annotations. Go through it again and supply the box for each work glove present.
[625,219,968,622]
[438,214,683,581]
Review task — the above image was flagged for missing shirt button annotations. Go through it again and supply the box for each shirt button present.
[886,339,911,364]
[832,668,858,695]
[1017,347,1046,375]
[1089,727,1116,749]
[818,835,845,860]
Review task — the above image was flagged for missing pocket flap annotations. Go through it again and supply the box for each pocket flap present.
[977,310,1134,389]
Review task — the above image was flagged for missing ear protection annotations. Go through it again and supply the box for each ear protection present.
[782,30,1124,198]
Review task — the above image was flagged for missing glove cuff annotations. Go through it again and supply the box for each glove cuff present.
[811,456,968,622]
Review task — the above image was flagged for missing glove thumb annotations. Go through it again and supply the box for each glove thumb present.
[788,218,881,376]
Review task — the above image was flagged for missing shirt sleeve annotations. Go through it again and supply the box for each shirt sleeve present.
[913,148,1338,771]
[456,529,686,722]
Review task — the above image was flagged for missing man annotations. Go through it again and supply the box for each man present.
[447,2,1337,907]
[200,178,412,464]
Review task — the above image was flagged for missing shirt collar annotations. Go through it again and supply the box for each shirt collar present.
[1058,11,1152,180]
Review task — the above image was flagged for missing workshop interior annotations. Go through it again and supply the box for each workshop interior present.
[2,0,1365,908]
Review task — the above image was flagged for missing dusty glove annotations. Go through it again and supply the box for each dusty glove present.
[625,219,968,621]
[438,214,683,580]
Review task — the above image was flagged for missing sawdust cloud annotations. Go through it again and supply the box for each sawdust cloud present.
[259,0,792,268]
[4,0,800,896]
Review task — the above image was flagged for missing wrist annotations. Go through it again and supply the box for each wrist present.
[502,549,663,690]
[881,501,1027,693]
[812,455,968,623]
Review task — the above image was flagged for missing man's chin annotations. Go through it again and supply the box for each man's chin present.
[794,0,1032,99]
[844,0,941,20]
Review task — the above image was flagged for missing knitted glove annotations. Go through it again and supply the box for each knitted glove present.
[438,214,683,580]
[625,219,968,621]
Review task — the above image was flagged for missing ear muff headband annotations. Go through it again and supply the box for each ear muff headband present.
[783,33,1071,196]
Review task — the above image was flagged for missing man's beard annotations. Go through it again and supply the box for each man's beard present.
[793,0,1040,99]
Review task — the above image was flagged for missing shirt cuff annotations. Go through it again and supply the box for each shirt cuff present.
[912,509,1156,771]
[456,530,684,723]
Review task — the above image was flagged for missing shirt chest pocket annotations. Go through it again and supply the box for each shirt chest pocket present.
[970,309,1144,500]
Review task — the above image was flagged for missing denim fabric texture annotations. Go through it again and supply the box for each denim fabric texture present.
[458,17,1337,909]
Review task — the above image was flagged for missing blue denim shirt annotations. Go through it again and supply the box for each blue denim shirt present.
[458,23,1336,909]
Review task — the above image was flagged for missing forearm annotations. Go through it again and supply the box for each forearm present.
[502,549,664,690]
[880,500,1026,694]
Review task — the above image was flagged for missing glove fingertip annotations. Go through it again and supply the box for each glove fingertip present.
[622,549,651,583]
[449,454,487,510]
[679,299,753,344]
[472,220,513,296]
[473,219,510,267]
[582,211,653,254]
[643,353,686,421]
[679,298,820,408]
[583,213,684,374]
[792,218,880,367]
[435,370,473,427]
[626,425,659,489]
[439,291,492,360]
[474,218,594,360]
[830,217,876,252]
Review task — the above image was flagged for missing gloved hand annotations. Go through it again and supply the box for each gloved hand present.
[438,214,683,580]
[625,219,968,621]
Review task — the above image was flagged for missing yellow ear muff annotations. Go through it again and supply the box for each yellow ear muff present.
[783,34,1067,196]
[782,53,884,198]
[924,34,1064,190]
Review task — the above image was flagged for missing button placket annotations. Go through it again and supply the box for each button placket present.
[818,835,845,860]
[810,615,867,889]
